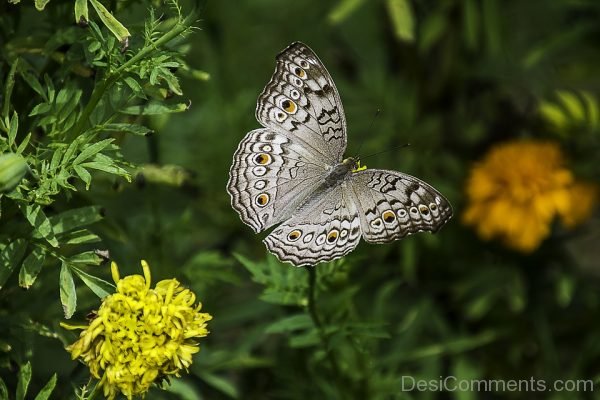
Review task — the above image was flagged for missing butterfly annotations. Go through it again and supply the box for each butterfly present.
[227,42,452,267]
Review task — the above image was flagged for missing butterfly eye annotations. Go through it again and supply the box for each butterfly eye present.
[254,153,271,165]
[287,230,302,241]
[418,205,430,215]
[254,180,267,190]
[290,89,300,100]
[299,59,310,69]
[397,209,408,218]
[410,207,419,216]
[382,210,396,223]
[326,229,339,243]
[255,193,270,207]
[281,99,297,114]
[429,203,437,211]
[262,145,272,152]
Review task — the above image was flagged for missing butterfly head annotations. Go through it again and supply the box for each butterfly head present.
[344,157,367,173]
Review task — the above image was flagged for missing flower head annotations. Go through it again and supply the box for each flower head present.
[463,139,597,252]
[62,260,212,399]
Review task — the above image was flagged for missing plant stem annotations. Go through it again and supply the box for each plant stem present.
[67,11,195,142]
[307,266,346,398]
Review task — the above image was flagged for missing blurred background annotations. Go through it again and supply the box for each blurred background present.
[2,0,600,399]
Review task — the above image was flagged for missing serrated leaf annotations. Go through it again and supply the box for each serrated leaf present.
[103,123,152,136]
[19,247,46,289]
[71,266,114,298]
[72,139,114,165]
[124,77,145,96]
[89,0,130,43]
[386,0,415,42]
[0,239,27,290]
[60,262,77,319]
[49,206,103,235]
[33,374,57,400]
[80,160,129,178]
[120,102,189,115]
[19,204,59,247]
[16,362,32,400]
[265,314,313,334]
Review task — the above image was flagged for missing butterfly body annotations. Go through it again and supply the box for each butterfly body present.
[227,42,452,267]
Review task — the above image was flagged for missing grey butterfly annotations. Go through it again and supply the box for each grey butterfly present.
[227,42,452,267]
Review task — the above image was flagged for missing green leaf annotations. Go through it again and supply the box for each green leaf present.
[80,160,129,178]
[120,102,189,115]
[0,378,7,400]
[16,361,32,400]
[71,266,115,298]
[34,0,50,10]
[19,203,59,247]
[19,247,46,289]
[328,0,365,24]
[29,102,52,116]
[60,262,77,319]
[74,165,92,189]
[61,229,101,245]
[0,153,28,193]
[265,314,313,334]
[49,206,104,235]
[72,139,114,165]
[198,372,239,399]
[33,374,57,400]
[0,239,28,290]
[463,0,479,50]
[74,0,89,24]
[8,111,18,147]
[68,251,104,266]
[386,0,415,43]
[89,0,131,43]
[103,123,152,136]
[16,133,31,154]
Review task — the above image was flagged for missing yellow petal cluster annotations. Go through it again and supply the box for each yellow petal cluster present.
[63,260,212,399]
[463,140,597,252]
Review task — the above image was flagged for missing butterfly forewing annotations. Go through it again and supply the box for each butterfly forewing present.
[256,42,347,164]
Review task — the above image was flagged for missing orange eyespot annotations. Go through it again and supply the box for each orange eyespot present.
[382,210,396,223]
[327,230,339,243]
[255,193,269,207]
[287,230,302,241]
[281,99,297,114]
[419,205,430,215]
[294,67,306,78]
[254,153,271,165]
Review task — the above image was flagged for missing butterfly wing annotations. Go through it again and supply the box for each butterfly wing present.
[349,169,453,243]
[227,128,327,233]
[263,184,362,266]
[256,42,347,164]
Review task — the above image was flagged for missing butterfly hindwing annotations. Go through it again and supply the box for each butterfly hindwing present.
[256,42,347,164]
[263,184,362,266]
[349,169,453,243]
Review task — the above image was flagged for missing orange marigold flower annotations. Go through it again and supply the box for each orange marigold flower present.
[463,140,598,252]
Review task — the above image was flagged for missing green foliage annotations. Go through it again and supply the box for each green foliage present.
[2,0,600,399]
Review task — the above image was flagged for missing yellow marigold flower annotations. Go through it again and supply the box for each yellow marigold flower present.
[61,260,212,400]
[463,140,598,252]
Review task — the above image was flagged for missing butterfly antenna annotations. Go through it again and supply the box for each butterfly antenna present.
[361,143,411,160]
[354,109,381,160]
